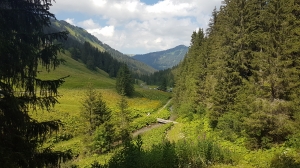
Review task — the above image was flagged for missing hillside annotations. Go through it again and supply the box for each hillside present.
[49,19,157,74]
[133,45,188,70]
[34,51,174,167]
[37,50,116,89]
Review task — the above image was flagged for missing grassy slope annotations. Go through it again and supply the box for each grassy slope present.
[32,51,172,167]
[32,51,297,168]
[51,20,157,74]
[38,50,114,89]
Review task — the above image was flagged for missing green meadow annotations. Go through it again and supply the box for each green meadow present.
[31,51,300,167]
[31,51,173,166]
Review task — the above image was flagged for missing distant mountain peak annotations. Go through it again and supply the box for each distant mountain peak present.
[49,19,156,74]
[133,45,188,70]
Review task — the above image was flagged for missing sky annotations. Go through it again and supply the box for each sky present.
[50,0,222,54]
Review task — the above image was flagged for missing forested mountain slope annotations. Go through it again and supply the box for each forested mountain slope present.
[133,45,188,70]
[174,0,300,151]
[49,19,157,74]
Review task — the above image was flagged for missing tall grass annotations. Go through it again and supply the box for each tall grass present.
[31,51,173,166]
[95,130,233,168]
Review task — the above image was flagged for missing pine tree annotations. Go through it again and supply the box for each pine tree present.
[117,95,131,141]
[0,0,71,167]
[116,64,135,96]
[208,0,255,128]
[242,0,300,148]
[81,84,114,152]
[173,0,300,149]
[82,85,112,132]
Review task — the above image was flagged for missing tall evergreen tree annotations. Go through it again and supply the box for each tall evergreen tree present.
[116,64,135,96]
[81,84,112,133]
[173,0,300,149]
[173,29,207,116]
[81,84,114,153]
[242,0,300,148]
[0,0,71,167]
[117,95,131,141]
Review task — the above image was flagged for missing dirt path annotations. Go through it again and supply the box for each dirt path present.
[132,98,175,137]
[132,123,162,137]
[157,99,172,114]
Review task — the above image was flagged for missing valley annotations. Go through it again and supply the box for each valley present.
[31,50,299,168]
[32,51,174,167]
[2,0,300,167]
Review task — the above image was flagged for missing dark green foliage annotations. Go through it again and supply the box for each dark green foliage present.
[116,95,131,141]
[106,136,144,168]
[82,85,111,132]
[50,19,156,75]
[173,29,208,116]
[95,137,232,168]
[73,41,121,77]
[91,161,103,168]
[286,133,300,149]
[243,100,296,149]
[116,64,135,96]
[158,78,167,91]
[270,153,300,168]
[216,112,242,141]
[49,22,124,77]
[92,123,115,153]
[138,67,175,88]
[0,0,72,167]
[173,0,300,149]
[81,85,114,152]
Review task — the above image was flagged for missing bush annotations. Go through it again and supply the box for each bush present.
[94,133,233,168]
[130,116,157,131]
[270,153,300,168]
[176,138,233,167]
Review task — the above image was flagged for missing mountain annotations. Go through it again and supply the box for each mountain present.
[133,45,188,70]
[49,19,157,75]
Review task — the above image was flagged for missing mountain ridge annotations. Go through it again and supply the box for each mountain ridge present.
[49,19,157,74]
[133,45,188,70]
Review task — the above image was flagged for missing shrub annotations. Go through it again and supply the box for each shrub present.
[270,153,300,168]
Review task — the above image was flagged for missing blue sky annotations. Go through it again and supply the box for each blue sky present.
[50,0,222,54]
[141,0,160,5]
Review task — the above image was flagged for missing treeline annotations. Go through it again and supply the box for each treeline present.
[63,39,123,77]
[68,40,168,90]
[174,0,300,149]
[136,68,175,89]
[50,19,156,75]
[50,22,174,85]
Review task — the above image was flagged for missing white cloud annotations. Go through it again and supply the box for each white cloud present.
[87,26,115,37]
[93,0,107,7]
[146,0,192,15]
[155,37,162,43]
[78,19,100,29]
[50,0,223,54]
[65,18,75,25]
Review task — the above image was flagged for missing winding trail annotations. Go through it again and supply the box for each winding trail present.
[157,98,172,114]
[132,98,176,137]
[132,123,163,137]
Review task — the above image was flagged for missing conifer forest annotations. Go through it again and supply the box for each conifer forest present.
[1,0,300,167]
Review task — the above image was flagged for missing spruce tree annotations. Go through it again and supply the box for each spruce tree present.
[82,84,112,133]
[81,85,114,153]
[114,95,131,142]
[116,64,135,96]
[242,0,300,148]
[0,0,70,167]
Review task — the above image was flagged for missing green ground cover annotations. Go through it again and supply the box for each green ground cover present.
[31,51,173,166]
[31,51,300,167]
